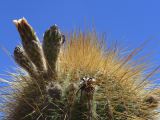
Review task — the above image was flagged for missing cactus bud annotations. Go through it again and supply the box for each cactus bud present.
[43,25,65,79]
[13,18,46,72]
[14,46,36,76]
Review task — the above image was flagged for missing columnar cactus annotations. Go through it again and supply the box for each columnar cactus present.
[0,18,160,120]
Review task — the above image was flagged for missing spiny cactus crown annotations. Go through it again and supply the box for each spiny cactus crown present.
[0,18,160,120]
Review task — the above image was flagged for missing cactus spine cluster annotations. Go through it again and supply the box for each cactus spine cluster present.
[0,18,160,120]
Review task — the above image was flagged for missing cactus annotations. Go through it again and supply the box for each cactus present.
[0,18,160,120]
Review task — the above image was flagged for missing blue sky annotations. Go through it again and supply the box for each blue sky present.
[0,0,160,78]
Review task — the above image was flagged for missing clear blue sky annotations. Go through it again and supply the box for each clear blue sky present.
[0,0,160,78]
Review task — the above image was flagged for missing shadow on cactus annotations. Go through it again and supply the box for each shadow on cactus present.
[0,18,160,120]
